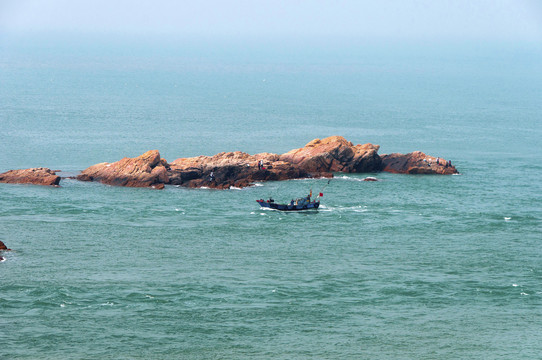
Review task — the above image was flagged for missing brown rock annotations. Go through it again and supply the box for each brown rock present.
[0,168,60,186]
[381,151,458,175]
[279,136,382,173]
[77,150,169,188]
[169,151,316,189]
[0,240,10,251]
[71,136,458,190]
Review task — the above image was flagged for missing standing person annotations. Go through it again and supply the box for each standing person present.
[209,171,214,182]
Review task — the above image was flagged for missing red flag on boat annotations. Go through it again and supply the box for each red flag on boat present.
[319,192,323,197]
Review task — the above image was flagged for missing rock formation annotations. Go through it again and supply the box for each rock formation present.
[169,151,324,189]
[0,168,60,186]
[2,136,458,190]
[0,240,7,262]
[279,136,382,173]
[381,151,458,175]
[0,240,10,251]
[77,150,169,189]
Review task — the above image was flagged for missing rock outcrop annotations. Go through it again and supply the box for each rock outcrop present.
[0,240,8,262]
[77,150,169,189]
[167,136,382,189]
[381,151,458,175]
[280,136,382,173]
[169,151,323,189]
[0,168,60,186]
[73,136,457,189]
[0,137,456,190]
[0,240,11,251]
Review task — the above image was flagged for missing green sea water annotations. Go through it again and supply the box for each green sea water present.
[1,36,541,359]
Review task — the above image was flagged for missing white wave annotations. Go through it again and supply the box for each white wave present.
[335,175,363,182]
[229,186,242,190]
[504,217,511,221]
[512,284,518,287]
[335,175,381,182]
[521,292,529,296]
[253,183,264,187]
[319,205,367,213]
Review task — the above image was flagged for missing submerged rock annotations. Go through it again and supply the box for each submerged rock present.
[0,168,60,186]
[77,150,169,189]
[381,151,458,175]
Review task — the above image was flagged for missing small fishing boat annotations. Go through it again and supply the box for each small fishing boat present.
[256,190,320,211]
[257,181,330,211]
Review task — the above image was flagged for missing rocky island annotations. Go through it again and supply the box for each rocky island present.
[1,136,458,189]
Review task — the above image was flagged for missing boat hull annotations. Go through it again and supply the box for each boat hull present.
[257,199,320,211]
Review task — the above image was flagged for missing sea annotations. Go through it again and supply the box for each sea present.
[1,34,541,359]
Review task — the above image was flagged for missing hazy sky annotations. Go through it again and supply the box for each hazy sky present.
[1,0,541,41]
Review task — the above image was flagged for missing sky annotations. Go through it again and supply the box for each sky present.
[1,0,541,42]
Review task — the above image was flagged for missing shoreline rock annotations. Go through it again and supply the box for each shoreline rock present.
[0,168,60,186]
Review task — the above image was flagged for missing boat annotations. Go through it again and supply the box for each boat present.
[256,191,320,211]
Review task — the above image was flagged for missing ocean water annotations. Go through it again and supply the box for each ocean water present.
[1,36,541,359]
